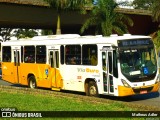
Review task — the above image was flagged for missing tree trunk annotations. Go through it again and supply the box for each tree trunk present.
[56,14,61,35]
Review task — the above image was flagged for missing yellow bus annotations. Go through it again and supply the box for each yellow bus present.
[1,34,160,96]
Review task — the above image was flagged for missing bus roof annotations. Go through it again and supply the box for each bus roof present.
[1,34,151,47]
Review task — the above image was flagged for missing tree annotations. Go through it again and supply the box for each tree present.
[14,29,38,39]
[132,0,160,23]
[148,0,160,52]
[80,0,133,36]
[132,0,160,52]
[41,29,53,35]
[0,28,13,42]
[0,28,38,42]
[150,0,160,23]
[151,30,160,53]
[44,0,89,34]
[132,0,154,10]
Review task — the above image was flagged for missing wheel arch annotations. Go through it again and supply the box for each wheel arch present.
[27,73,37,89]
[84,78,98,95]
[27,73,36,83]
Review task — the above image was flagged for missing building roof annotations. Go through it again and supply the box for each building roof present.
[0,0,49,6]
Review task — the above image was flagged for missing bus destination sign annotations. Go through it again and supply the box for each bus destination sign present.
[118,39,150,47]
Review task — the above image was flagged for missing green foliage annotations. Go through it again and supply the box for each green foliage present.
[152,30,160,52]
[0,28,13,42]
[132,0,160,23]
[41,29,53,35]
[0,28,39,41]
[44,0,89,11]
[14,29,38,39]
[80,0,133,36]
[132,0,154,10]
[151,0,160,22]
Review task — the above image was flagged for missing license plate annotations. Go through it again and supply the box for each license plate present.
[140,90,147,94]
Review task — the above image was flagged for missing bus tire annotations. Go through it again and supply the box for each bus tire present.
[88,81,99,97]
[28,76,37,89]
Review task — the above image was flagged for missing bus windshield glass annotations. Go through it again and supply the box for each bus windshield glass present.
[118,39,157,82]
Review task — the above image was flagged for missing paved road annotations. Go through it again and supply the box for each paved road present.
[121,89,160,107]
[0,79,160,108]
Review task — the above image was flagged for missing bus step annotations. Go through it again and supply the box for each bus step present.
[51,87,61,91]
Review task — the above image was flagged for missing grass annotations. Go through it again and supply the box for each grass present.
[0,91,133,111]
[0,87,156,120]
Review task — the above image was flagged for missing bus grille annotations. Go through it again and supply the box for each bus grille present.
[133,87,153,94]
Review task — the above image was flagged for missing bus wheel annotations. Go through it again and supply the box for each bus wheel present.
[28,76,37,89]
[88,81,99,97]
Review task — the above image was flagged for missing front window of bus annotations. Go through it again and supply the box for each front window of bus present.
[119,40,157,82]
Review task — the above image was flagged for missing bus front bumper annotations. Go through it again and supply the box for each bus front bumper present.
[118,82,160,96]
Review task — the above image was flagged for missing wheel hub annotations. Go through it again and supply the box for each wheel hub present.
[90,86,96,95]
[30,80,35,88]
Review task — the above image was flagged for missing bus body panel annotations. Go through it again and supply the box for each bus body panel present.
[19,63,63,89]
[118,83,159,96]
[2,62,15,83]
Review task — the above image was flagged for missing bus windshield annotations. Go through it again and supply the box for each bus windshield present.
[119,46,157,82]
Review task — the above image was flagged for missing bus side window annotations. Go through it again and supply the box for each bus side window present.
[24,46,35,63]
[21,46,24,63]
[65,45,81,65]
[2,46,11,62]
[108,52,112,74]
[113,50,118,78]
[60,45,64,64]
[55,51,59,68]
[49,51,54,67]
[82,44,98,66]
[36,45,46,64]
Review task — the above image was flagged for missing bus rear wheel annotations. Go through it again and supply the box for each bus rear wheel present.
[28,76,37,89]
[88,81,99,97]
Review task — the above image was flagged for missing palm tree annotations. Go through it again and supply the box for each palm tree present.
[151,0,160,23]
[150,0,160,52]
[80,0,133,36]
[152,30,160,51]
[44,0,89,34]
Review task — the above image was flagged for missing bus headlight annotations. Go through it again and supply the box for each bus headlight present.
[121,79,131,88]
[155,75,160,84]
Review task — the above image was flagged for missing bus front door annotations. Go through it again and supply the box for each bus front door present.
[102,50,114,95]
[13,49,21,83]
[48,49,63,90]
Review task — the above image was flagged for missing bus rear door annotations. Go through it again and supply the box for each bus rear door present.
[48,49,63,90]
[13,47,21,84]
[102,47,115,95]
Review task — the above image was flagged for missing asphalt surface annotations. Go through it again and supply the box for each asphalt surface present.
[0,79,160,109]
